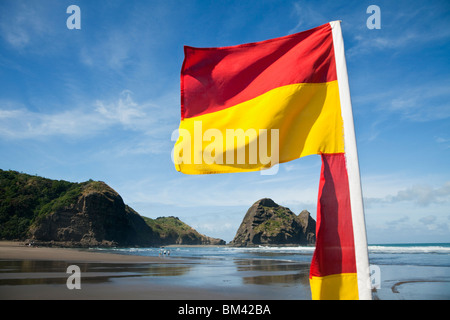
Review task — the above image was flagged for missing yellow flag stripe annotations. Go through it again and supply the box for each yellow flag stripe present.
[174,81,344,175]
[310,273,359,300]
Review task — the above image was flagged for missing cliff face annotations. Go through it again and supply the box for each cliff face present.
[29,181,158,247]
[0,170,225,247]
[29,183,225,247]
[230,198,316,247]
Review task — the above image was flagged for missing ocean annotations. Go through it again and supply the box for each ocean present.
[96,243,450,300]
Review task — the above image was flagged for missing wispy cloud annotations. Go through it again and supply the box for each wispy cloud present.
[419,215,448,232]
[95,90,146,127]
[353,81,450,143]
[0,90,171,140]
[288,2,328,34]
[80,31,134,72]
[365,181,450,207]
[0,1,66,54]
[347,3,450,57]
[388,84,450,122]
[435,136,450,149]
[382,213,448,235]
[121,168,319,215]
[0,2,45,49]
[0,103,102,138]
[385,215,409,227]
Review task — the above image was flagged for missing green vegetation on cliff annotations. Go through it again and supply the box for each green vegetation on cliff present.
[0,169,225,246]
[142,216,224,245]
[254,205,292,236]
[0,169,86,239]
[230,198,316,246]
[144,216,191,235]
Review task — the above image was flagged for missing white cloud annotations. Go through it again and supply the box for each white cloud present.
[388,84,450,122]
[0,106,103,139]
[365,181,450,207]
[120,165,320,217]
[419,215,436,225]
[95,90,146,127]
[347,3,450,57]
[0,2,45,49]
[386,215,409,226]
[0,90,170,140]
[435,136,450,149]
[352,81,450,145]
[367,212,449,243]
[0,1,66,55]
[287,2,328,34]
[390,183,450,206]
[80,31,133,71]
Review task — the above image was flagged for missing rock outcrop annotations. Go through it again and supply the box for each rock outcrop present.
[28,183,226,247]
[29,181,159,247]
[0,169,225,247]
[230,198,315,247]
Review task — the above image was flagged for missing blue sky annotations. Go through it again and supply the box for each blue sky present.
[0,0,449,244]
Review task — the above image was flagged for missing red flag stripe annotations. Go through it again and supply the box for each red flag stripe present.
[181,23,336,120]
[310,153,357,278]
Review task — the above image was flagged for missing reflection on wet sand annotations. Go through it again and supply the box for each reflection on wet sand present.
[0,260,192,286]
[0,255,313,299]
[243,272,308,285]
[233,259,310,286]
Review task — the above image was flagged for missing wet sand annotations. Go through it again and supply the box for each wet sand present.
[0,241,222,300]
[2,241,450,300]
[372,264,450,300]
[0,241,182,264]
[0,241,311,300]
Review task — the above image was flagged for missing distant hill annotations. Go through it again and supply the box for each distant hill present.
[230,198,316,247]
[0,169,225,247]
[143,216,225,245]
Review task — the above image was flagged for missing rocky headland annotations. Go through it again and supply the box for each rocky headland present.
[230,198,316,247]
[1,170,315,248]
[0,169,225,247]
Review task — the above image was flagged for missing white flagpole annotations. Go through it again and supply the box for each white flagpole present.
[330,20,372,300]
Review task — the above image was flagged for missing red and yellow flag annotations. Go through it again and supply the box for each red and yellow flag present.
[310,153,359,299]
[174,22,343,174]
[174,21,371,300]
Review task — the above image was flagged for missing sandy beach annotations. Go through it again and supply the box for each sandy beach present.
[0,241,233,300]
[0,241,183,264]
[0,241,311,300]
[2,241,449,300]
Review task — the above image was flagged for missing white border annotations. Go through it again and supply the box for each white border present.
[330,21,372,300]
